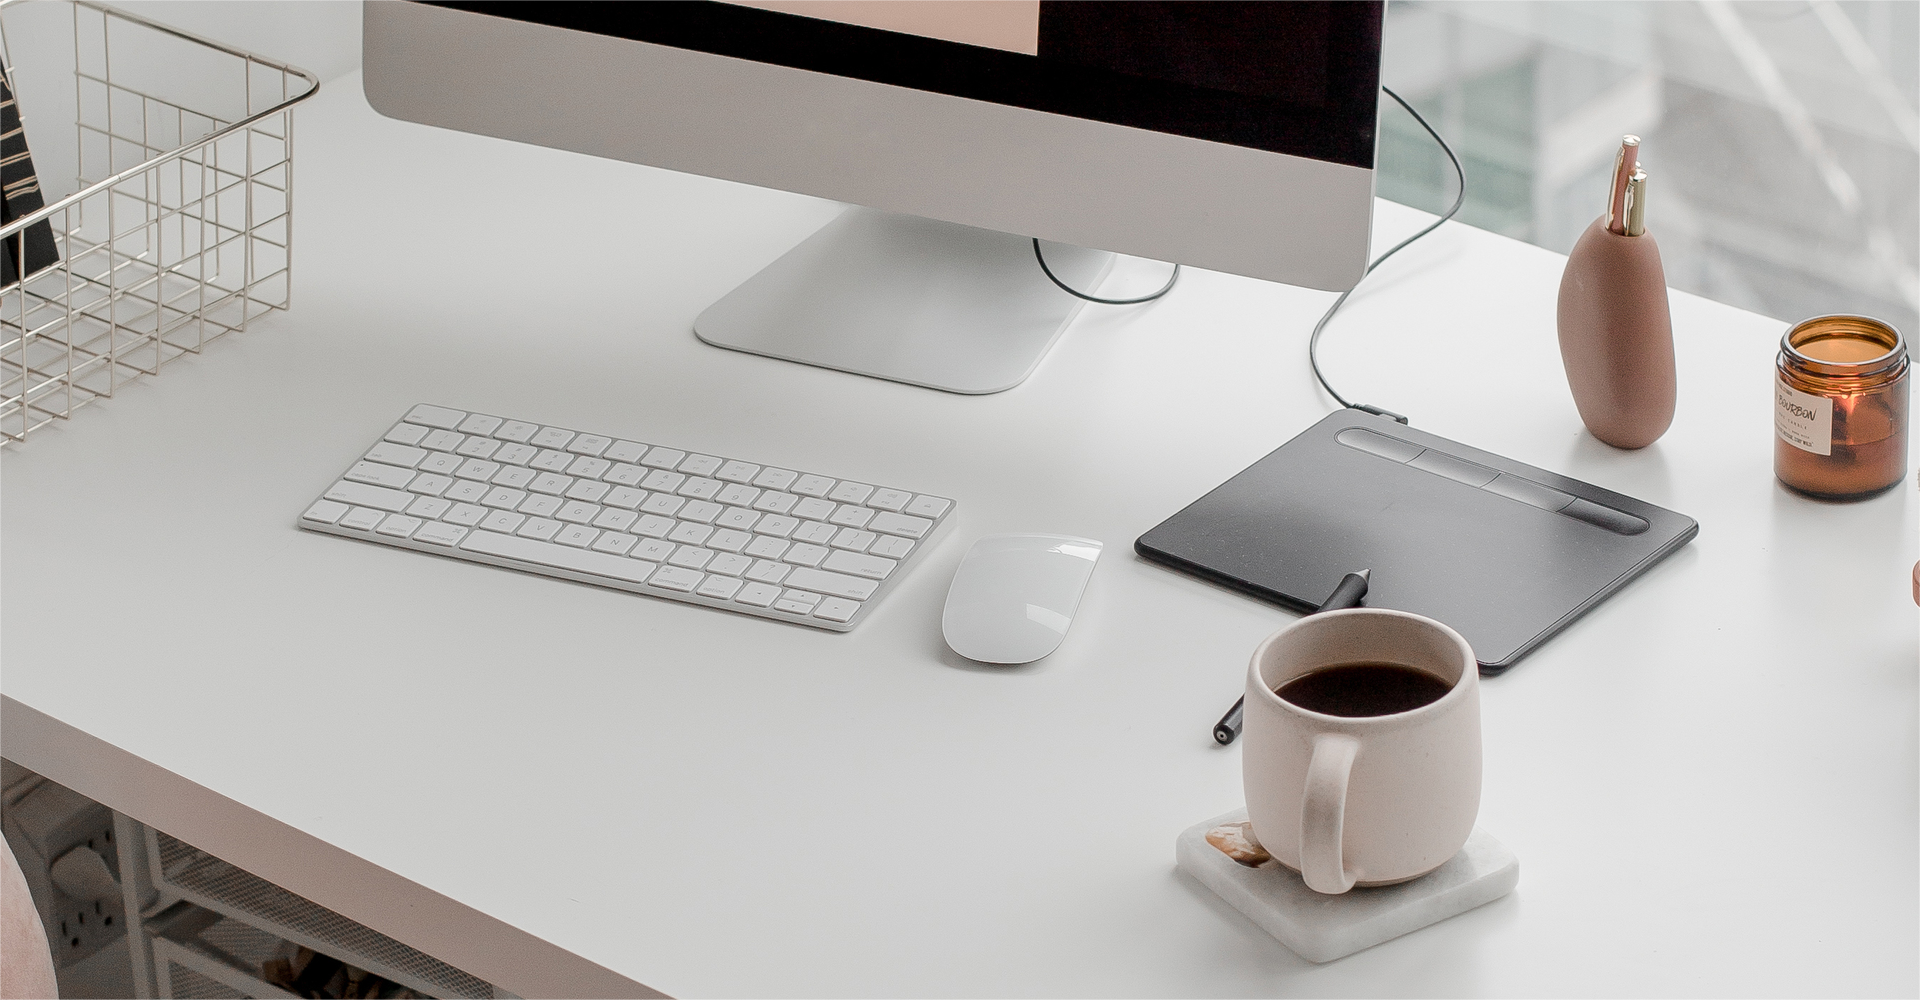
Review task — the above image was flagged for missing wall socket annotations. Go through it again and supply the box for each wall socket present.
[2,774,128,968]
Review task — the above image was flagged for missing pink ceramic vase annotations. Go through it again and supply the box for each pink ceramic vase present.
[1556,216,1676,449]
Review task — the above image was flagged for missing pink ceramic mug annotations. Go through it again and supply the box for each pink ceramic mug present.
[1242,609,1481,894]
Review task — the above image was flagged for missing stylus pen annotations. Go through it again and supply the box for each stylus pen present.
[1212,569,1371,746]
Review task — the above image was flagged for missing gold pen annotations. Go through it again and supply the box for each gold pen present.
[1608,135,1640,235]
[1625,167,1648,237]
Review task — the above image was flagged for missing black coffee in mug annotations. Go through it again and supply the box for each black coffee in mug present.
[1276,662,1452,718]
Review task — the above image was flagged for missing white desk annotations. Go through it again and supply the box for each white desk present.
[4,72,1915,998]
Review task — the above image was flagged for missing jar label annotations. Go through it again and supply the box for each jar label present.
[1775,376,1833,456]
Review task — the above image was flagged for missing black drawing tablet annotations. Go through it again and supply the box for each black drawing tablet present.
[1135,410,1698,673]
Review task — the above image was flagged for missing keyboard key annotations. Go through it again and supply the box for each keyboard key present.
[828,482,873,504]
[604,440,649,464]
[419,452,464,476]
[531,427,575,449]
[669,522,714,545]
[868,488,911,511]
[568,433,612,456]
[792,474,835,497]
[716,507,760,531]
[421,429,464,451]
[793,521,836,544]
[456,459,501,482]
[480,510,526,534]
[869,535,914,559]
[784,543,829,567]
[558,501,601,524]
[828,505,874,528]
[870,511,933,538]
[482,487,528,509]
[592,531,638,555]
[406,404,466,428]
[444,503,487,526]
[494,420,539,443]
[785,567,879,600]
[492,466,536,489]
[643,469,686,492]
[650,565,703,591]
[669,547,714,569]
[567,456,611,480]
[325,480,414,512]
[715,484,759,506]
[633,538,675,562]
[746,560,791,584]
[530,449,573,472]
[744,536,791,559]
[642,494,686,517]
[708,553,752,576]
[678,477,722,500]
[755,515,799,538]
[643,447,686,469]
[708,528,751,552]
[681,500,724,523]
[830,528,877,551]
[593,508,637,531]
[605,463,647,487]
[905,495,952,518]
[518,517,562,541]
[302,499,349,524]
[408,473,453,496]
[455,437,500,459]
[406,496,452,519]
[462,529,658,584]
[775,590,822,614]
[495,443,538,465]
[518,495,561,518]
[822,549,897,580]
[443,479,489,504]
[604,487,647,510]
[555,525,600,548]
[752,467,798,490]
[697,576,745,600]
[679,454,722,476]
[792,497,836,520]
[717,460,759,483]
[813,597,860,623]
[346,461,416,489]
[530,472,573,495]
[383,422,429,446]
[633,514,674,537]
[735,582,781,607]
[338,506,386,530]
[415,522,469,546]
[457,413,502,436]
[366,442,427,468]
[752,491,798,514]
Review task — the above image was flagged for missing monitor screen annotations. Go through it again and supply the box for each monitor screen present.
[427,1,1382,168]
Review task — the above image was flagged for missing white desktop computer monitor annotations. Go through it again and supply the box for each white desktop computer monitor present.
[362,1,1383,393]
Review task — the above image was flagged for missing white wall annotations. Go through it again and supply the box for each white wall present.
[117,0,364,83]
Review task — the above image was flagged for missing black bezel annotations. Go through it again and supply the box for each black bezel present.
[427,1,1382,169]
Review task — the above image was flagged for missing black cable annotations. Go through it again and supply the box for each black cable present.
[1309,85,1466,422]
[1033,238,1180,305]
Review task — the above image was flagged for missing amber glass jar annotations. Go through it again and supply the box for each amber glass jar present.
[1774,316,1908,500]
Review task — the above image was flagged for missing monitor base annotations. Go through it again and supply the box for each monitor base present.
[694,207,1113,394]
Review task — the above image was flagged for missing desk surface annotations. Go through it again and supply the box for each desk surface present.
[4,72,1915,998]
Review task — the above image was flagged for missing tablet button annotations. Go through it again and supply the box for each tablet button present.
[1563,498,1650,535]
[1407,450,1499,487]
[1335,428,1424,463]
[1484,474,1575,512]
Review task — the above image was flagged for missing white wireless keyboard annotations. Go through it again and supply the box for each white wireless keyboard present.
[299,404,954,631]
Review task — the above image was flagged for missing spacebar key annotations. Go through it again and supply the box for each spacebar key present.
[460,530,657,584]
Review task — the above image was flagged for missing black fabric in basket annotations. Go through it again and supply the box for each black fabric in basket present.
[1,70,61,289]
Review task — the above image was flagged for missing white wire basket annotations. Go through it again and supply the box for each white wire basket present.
[0,0,317,445]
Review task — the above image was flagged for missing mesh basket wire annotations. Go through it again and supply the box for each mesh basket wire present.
[0,0,317,445]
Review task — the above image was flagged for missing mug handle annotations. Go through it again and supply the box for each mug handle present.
[1300,733,1359,893]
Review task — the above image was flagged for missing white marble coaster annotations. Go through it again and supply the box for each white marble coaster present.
[1175,808,1518,963]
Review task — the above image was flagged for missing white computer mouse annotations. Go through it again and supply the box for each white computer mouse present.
[942,533,1102,664]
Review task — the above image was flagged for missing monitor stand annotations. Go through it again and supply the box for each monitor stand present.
[694,207,1115,394]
